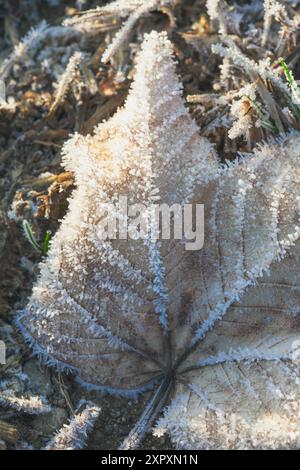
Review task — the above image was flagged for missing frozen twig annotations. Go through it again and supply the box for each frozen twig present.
[44,401,100,450]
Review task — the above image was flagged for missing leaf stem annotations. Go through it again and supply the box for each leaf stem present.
[119,373,174,450]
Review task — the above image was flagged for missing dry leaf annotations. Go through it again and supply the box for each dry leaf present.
[16,32,300,450]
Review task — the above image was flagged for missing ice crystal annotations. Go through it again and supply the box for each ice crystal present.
[17,31,300,450]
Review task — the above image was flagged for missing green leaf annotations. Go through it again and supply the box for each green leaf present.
[42,230,52,255]
[280,59,300,123]
[245,95,277,133]
[22,220,42,252]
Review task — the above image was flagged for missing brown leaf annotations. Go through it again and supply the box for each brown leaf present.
[17,32,300,450]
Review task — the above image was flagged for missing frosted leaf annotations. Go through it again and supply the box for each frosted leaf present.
[17,31,300,449]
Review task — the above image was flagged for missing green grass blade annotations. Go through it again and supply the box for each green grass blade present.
[22,220,42,253]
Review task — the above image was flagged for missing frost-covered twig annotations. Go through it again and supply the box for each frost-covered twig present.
[228,84,256,141]
[0,79,15,111]
[262,0,287,46]
[64,0,171,30]
[64,1,147,27]
[63,0,174,62]
[44,401,100,450]
[0,21,80,83]
[102,0,160,63]
[228,82,276,140]
[206,0,228,35]
[212,40,290,96]
[49,51,84,116]
[0,392,51,415]
[0,21,49,79]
